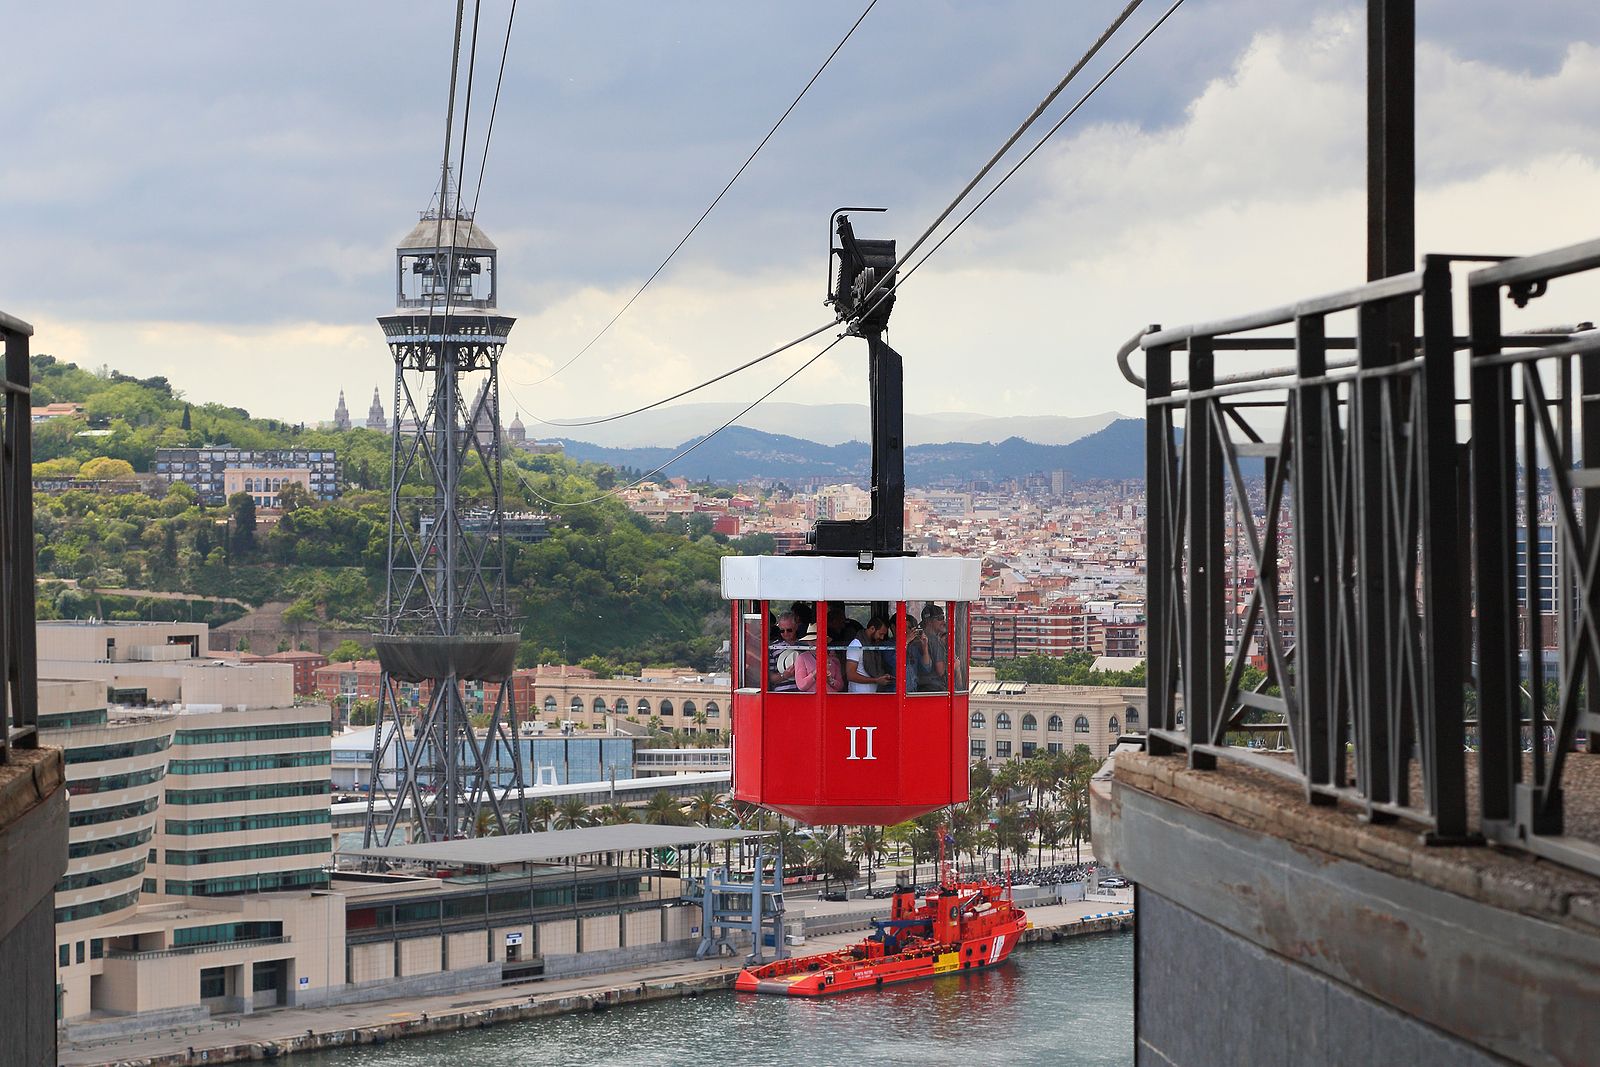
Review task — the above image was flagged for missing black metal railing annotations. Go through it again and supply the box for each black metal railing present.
[1,309,38,766]
[1123,239,1600,870]
[1469,237,1600,875]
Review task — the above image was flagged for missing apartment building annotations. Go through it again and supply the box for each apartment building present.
[153,446,339,504]
[42,680,178,1020]
[967,682,1145,761]
[37,622,334,897]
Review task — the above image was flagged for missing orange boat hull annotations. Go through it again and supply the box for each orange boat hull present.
[736,913,1029,997]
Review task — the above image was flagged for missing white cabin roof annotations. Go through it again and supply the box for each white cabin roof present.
[720,554,980,602]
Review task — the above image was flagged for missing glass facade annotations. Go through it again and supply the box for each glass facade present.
[167,780,331,805]
[168,751,331,775]
[54,889,140,925]
[173,722,331,745]
[165,837,331,866]
[64,735,172,764]
[166,810,330,836]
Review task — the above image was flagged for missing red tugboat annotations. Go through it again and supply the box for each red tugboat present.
[736,865,1029,997]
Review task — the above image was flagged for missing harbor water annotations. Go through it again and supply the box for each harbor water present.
[298,933,1133,1066]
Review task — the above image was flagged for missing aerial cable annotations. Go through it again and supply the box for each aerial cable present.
[511,334,845,508]
[516,318,839,428]
[467,0,519,217]
[513,0,1153,433]
[849,0,1150,319]
[860,0,1188,321]
[519,0,881,388]
[510,0,1174,469]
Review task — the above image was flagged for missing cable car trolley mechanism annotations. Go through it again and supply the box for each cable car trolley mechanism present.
[722,212,979,826]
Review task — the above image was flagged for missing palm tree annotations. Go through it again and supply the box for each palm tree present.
[969,760,995,801]
[884,821,915,874]
[684,787,728,827]
[809,834,852,897]
[528,797,557,833]
[1025,804,1059,873]
[597,801,635,826]
[473,807,496,837]
[771,818,806,872]
[848,825,887,890]
[642,790,691,826]
[992,758,1027,803]
[1061,786,1090,865]
[909,815,943,885]
[555,796,590,830]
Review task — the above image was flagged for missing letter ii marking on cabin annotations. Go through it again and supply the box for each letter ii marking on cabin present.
[846,726,878,761]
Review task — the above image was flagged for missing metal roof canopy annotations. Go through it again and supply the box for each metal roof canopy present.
[343,824,771,867]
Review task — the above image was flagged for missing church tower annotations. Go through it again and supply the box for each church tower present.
[365,387,387,431]
[333,389,351,431]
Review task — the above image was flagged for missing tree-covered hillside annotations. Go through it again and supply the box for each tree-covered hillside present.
[29,355,746,669]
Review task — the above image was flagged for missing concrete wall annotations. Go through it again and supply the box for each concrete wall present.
[446,930,486,971]
[0,749,68,1067]
[541,938,701,979]
[580,914,620,953]
[349,941,392,984]
[537,918,577,955]
[1096,752,1600,1067]
[623,909,660,947]
[1135,892,1499,1067]
[398,936,441,977]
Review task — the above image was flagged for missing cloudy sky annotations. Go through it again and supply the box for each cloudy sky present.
[5,1,1600,440]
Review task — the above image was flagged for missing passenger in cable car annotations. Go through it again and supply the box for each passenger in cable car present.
[794,641,845,693]
[844,615,893,693]
[768,611,804,693]
[908,603,949,693]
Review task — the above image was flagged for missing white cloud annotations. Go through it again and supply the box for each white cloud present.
[11,6,1600,437]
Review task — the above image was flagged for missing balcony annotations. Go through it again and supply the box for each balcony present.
[105,936,292,962]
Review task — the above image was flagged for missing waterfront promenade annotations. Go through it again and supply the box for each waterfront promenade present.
[60,890,1133,1067]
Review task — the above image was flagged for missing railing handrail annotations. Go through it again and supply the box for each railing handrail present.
[1141,269,1424,351]
[1132,236,1600,880]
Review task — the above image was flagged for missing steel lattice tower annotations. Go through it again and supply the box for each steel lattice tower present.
[364,179,525,846]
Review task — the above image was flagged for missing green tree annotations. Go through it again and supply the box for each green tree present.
[79,456,135,480]
[227,492,257,557]
[641,791,690,826]
[328,639,370,662]
[848,825,887,890]
[555,797,591,830]
[807,833,855,896]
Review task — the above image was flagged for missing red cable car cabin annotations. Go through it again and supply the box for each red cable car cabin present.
[722,554,979,825]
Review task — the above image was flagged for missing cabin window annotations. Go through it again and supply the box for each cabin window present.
[905,601,950,696]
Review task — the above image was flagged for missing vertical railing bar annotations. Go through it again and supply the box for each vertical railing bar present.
[1524,362,1547,791]
[1470,281,1516,827]
[1294,313,1335,796]
[1145,343,1175,751]
[1580,340,1600,757]
[1355,302,1395,811]
[1418,256,1467,839]
[1184,336,1222,770]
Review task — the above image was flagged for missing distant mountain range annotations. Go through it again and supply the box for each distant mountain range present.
[556,418,1149,486]
[527,402,1125,449]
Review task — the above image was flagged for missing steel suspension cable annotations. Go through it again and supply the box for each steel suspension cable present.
[519,0,880,388]
[865,0,1188,317]
[510,333,845,508]
[517,317,839,428]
